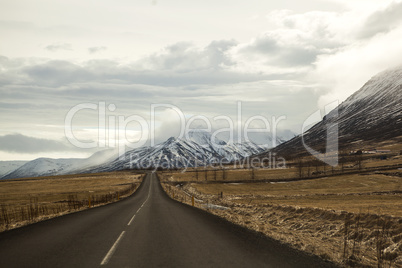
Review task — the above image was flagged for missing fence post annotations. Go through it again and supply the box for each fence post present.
[88,196,91,208]
[192,196,194,206]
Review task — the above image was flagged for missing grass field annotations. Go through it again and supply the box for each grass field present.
[0,171,144,232]
[191,172,402,216]
[160,154,402,183]
[160,167,297,182]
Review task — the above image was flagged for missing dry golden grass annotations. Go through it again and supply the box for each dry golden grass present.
[249,195,402,216]
[161,167,297,182]
[191,171,402,217]
[192,171,401,195]
[160,154,402,184]
[372,138,402,151]
[0,171,144,232]
[0,171,142,205]
[364,155,402,168]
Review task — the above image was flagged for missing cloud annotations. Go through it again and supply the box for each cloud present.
[309,1,402,107]
[88,46,107,54]
[312,25,402,107]
[22,60,93,86]
[1,39,285,88]
[45,43,73,52]
[2,4,400,98]
[229,10,356,74]
[358,1,402,39]
[0,134,76,153]
[137,40,238,72]
[236,31,319,67]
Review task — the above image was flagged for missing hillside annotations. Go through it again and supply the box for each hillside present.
[258,66,402,159]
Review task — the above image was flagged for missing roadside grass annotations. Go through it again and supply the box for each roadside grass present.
[0,171,144,232]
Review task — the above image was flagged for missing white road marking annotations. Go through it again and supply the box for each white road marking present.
[127,215,136,226]
[126,173,153,226]
[137,173,153,211]
[147,174,152,199]
[100,231,126,265]
[101,174,155,265]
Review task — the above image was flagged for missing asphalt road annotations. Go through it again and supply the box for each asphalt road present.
[0,173,338,267]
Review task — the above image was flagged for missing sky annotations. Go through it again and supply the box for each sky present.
[1,0,402,161]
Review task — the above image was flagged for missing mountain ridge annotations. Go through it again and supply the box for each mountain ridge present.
[256,66,402,159]
[1,131,280,179]
[88,131,271,173]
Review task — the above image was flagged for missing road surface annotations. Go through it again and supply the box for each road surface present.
[0,173,337,267]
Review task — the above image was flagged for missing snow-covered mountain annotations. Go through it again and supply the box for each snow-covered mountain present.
[2,158,83,180]
[91,131,272,172]
[0,161,28,178]
[1,149,119,180]
[259,66,402,158]
[1,131,289,179]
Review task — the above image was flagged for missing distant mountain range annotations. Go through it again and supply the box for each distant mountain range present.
[0,131,284,180]
[89,131,272,173]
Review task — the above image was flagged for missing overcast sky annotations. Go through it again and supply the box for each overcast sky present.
[1,0,402,161]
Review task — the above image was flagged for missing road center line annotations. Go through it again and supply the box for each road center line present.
[100,231,126,265]
[138,174,153,209]
[147,173,153,199]
[127,215,136,226]
[127,174,153,226]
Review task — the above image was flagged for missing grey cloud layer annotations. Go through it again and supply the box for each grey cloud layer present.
[45,43,73,52]
[0,134,76,153]
[238,33,320,67]
[140,40,238,71]
[1,3,399,109]
[359,1,402,39]
[88,46,107,54]
[1,40,290,89]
